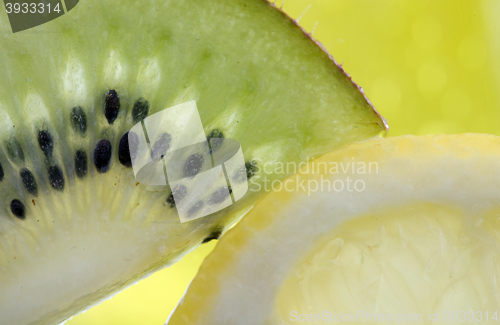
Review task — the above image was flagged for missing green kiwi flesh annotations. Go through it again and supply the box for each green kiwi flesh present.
[0,0,386,324]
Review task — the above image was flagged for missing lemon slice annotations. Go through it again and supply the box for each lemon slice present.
[168,134,500,325]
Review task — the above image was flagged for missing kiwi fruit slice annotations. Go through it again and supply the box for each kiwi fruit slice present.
[0,0,386,324]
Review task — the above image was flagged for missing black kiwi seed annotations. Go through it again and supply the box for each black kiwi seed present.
[75,149,87,179]
[20,168,38,196]
[183,153,204,177]
[245,160,258,179]
[118,132,132,167]
[132,97,150,123]
[166,194,175,208]
[207,129,224,152]
[94,139,112,173]
[150,133,171,160]
[166,184,188,208]
[127,131,139,163]
[48,165,65,191]
[6,138,25,162]
[202,229,223,243]
[235,160,258,182]
[207,186,230,205]
[10,199,26,220]
[37,130,54,158]
[71,106,87,135]
[208,129,224,139]
[187,201,205,217]
[0,161,4,181]
[104,89,120,124]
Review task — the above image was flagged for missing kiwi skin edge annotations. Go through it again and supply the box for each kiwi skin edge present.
[0,0,387,324]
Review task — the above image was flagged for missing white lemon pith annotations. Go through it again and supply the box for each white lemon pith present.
[168,134,500,325]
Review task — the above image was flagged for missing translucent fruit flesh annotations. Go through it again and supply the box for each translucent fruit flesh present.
[168,134,500,325]
[0,0,385,324]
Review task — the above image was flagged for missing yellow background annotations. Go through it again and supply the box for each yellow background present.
[67,0,500,324]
